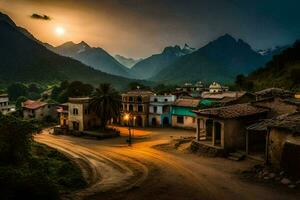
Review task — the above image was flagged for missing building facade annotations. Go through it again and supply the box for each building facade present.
[149,94,176,127]
[171,98,200,129]
[68,97,100,132]
[0,94,15,114]
[121,89,154,127]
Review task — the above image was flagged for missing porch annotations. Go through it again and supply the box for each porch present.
[195,117,225,149]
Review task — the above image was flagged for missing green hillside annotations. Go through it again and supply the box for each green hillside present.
[245,41,300,91]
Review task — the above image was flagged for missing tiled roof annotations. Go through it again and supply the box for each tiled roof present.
[201,91,247,100]
[268,112,300,133]
[22,100,47,110]
[255,88,293,98]
[173,98,200,108]
[194,103,269,119]
[246,119,274,131]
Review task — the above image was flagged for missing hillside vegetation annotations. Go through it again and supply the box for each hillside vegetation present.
[245,41,300,91]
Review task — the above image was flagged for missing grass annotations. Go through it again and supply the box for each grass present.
[0,142,87,200]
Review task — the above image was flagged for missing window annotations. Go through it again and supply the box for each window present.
[137,96,142,103]
[129,104,133,111]
[164,98,168,102]
[177,116,184,124]
[129,96,133,102]
[153,106,157,113]
[154,98,158,102]
[138,105,143,112]
[73,108,79,115]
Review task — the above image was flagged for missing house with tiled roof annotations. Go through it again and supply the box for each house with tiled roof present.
[171,98,201,129]
[252,113,300,177]
[193,103,269,154]
[22,100,57,121]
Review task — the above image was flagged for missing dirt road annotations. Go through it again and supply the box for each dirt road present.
[35,127,299,200]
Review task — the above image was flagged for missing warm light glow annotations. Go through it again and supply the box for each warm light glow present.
[124,114,129,121]
[55,27,65,36]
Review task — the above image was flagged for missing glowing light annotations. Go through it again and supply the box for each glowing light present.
[55,27,65,36]
[124,114,129,121]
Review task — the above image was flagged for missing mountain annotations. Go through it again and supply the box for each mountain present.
[49,41,133,78]
[0,14,143,90]
[245,41,300,90]
[151,34,268,84]
[114,55,142,68]
[130,45,193,79]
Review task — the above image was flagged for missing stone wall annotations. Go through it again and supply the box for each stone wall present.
[190,140,227,157]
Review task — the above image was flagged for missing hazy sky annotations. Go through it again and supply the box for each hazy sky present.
[0,0,299,58]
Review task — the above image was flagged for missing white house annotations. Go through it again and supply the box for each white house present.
[0,94,15,114]
[149,94,176,126]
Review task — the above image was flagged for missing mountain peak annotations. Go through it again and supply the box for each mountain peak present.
[78,41,90,48]
[216,33,236,43]
[162,45,182,54]
[0,12,16,27]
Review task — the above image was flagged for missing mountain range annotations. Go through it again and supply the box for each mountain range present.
[0,12,143,90]
[46,41,133,78]
[151,34,279,84]
[0,11,292,89]
[114,55,143,68]
[130,44,195,79]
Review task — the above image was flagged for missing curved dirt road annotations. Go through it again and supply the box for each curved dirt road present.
[35,127,299,200]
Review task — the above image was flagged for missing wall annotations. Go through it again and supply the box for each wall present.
[268,128,291,169]
[172,115,196,129]
[223,119,246,151]
[68,103,84,131]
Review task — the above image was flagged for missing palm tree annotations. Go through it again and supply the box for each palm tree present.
[89,84,121,130]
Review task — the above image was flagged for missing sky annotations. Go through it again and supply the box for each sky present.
[0,0,299,59]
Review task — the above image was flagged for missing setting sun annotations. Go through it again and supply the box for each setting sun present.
[55,26,65,36]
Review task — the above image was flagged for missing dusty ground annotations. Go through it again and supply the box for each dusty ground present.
[35,127,300,200]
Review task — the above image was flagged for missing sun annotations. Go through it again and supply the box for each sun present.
[55,27,65,36]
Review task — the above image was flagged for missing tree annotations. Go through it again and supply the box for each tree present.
[7,83,28,101]
[0,113,39,165]
[89,84,121,130]
[15,96,28,110]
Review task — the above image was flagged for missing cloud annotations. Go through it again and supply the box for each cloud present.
[30,13,51,20]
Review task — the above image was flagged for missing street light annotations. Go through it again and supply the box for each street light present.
[124,113,134,146]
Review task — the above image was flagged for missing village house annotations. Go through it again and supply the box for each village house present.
[121,89,154,127]
[247,113,300,176]
[0,94,15,114]
[149,94,176,127]
[266,113,300,176]
[193,103,269,154]
[68,97,100,132]
[22,100,57,120]
[57,103,69,127]
[171,98,200,129]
